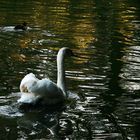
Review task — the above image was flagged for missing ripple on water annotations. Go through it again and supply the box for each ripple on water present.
[0,105,23,117]
[120,46,140,91]
[0,26,31,32]
[0,93,23,118]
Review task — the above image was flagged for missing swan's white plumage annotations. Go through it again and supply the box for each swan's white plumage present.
[18,73,64,104]
[18,47,73,105]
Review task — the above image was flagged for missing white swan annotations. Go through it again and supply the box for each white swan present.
[18,47,74,105]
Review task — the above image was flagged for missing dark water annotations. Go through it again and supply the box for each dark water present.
[0,0,140,139]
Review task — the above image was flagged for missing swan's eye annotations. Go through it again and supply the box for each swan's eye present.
[66,49,74,57]
[69,50,74,56]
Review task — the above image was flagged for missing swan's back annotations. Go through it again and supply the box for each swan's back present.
[19,73,65,105]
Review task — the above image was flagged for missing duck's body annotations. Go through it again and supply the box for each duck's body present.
[18,47,74,105]
[14,22,27,30]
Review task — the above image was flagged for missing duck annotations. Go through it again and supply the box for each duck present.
[14,22,27,30]
[18,47,75,105]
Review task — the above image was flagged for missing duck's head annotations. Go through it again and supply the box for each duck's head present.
[23,22,27,26]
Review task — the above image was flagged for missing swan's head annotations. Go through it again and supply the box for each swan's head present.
[58,47,74,58]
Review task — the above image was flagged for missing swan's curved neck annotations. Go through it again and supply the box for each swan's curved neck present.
[57,50,67,96]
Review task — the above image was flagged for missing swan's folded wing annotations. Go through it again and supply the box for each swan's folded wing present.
[31,78,64,98]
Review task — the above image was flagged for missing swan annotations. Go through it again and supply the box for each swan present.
[18,47,75,105]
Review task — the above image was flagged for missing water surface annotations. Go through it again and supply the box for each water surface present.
[0,0,140,139]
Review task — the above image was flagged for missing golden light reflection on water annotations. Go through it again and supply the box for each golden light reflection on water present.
[70,3,96,49]
[72,21,95,49]
[10,54,27,62]
[19,38,31,48]
[116,2,137,46]
[0,0,138,68]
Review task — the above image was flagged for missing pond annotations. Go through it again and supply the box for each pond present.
[0,0,140,139]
